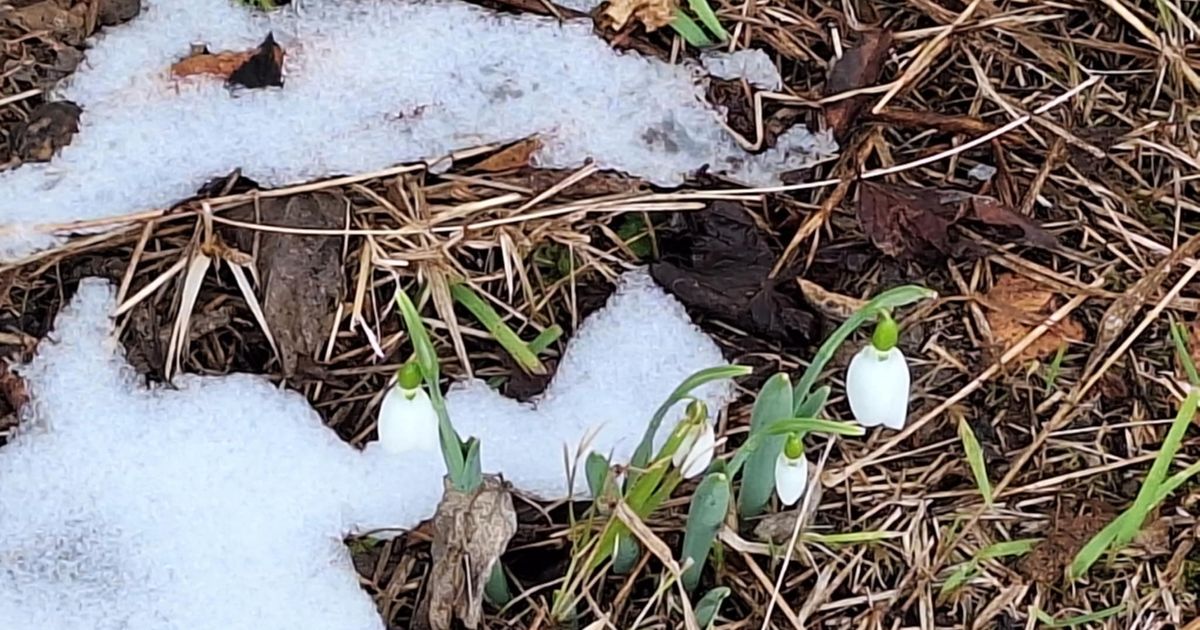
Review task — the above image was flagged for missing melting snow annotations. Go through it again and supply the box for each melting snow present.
[0,0,836,261]
[0,269,732,629]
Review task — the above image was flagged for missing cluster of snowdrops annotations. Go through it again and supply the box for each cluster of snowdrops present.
[375,282,935,607]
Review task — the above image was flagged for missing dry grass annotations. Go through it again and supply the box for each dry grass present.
[3,0,1200,627]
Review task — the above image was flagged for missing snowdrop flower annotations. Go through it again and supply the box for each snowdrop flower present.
[377,362,440,454]
[846,311,910,430]
[774,433,808,507]
[673,401,715,479]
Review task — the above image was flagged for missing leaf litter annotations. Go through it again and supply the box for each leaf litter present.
[857,180,1058,261]
[650,201,818,344]
[823,29,893,140]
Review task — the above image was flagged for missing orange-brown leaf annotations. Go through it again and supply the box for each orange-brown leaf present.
[172,50,256,79]
[474,138,541,173]
[598,0,678,32]
[983,274,1084,361]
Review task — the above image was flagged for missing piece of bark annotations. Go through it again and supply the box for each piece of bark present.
[253,193,346,378]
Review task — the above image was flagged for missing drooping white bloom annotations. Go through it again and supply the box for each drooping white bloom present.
[846,345,910,430]
[377,384,440,454]
[673,421,716,479]
[774,446,809,507]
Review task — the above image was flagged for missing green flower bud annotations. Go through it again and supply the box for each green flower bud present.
[871,310,899,352]
[783,432,804,460]
[397,361,423,390]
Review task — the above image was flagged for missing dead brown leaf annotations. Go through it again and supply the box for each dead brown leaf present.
[857,181,1057,260]
[650,202,817,344]
[7,0,87,41]
[597,0,677,32]
[796,278,867,321]
[171,33,284,89]
[12,101,81,162]
[983,274,1084,361]
[252,193,346,378]
[1021,501,1113,584]
[0,363,28,416]
[824,29,893,140]
[473,137,541,172]
[420,475,517,630]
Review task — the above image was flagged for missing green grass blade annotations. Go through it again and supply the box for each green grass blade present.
[1172,320,1199,385]
[694,586,730,629]
[1115,387,1199,546]
[1033,604,1126,628]
[978,538,1038,559]
[681,472,730,591]
[737,374,793,519]
[528,324,563,354]
[802,530,894,545]
[957,418,993,506]
[792,285,936,411]
[687,0,728,41]
[451,282,546,375]
[669,12,713,47]
[631,365,751,470]
[939,562,977,596]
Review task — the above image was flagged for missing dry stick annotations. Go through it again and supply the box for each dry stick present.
[870,0,984,114]
[0,88,43,108]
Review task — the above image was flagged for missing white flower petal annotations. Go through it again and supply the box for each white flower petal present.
[377,387,440,454]
[846,345,910,431]
[679,423,715,479]
[774,454,808,507]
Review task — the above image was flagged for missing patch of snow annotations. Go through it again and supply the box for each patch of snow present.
[554,0,603,12]
[701,49,783,91]
[0,269,732,629]
[0,0,836,262]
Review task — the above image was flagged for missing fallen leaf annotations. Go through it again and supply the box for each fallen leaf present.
[857,181,1056,260]
[11,101,82,162]
[1021,501,1113,584]
[7,0,87,42]
[0,363,28,417]
[246,193,346,378]
[650,202,817,344]
[597,0,677,33]
[824,29,892,140]
[473,137,541,172]
[171,33,284,89]
[983,274,1084,361]
[420,475,517,630]
[796,278,867,321]
[228,33,285,89]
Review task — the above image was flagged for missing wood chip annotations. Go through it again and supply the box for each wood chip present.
[597,0,678,32]
[473,137,541,172]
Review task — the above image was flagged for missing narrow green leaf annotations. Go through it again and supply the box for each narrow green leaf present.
[451,282,546,375]
[1115,387,1199,546]
[613,532,641,574]
[694,586,731,629]
[631,365,750,470]
[585,452,611,499]
[1172,320,1199,386]
[738,374,793,519]
[1043,342,1068,393]
[793,285,936,410]
[484,562,512,606]
[395,286,470,489]
[1033,604,1126,628]
[957,418,993,506]
[669,12,712,47]
[463,437,482,485]
[939,562,977,595]
[687,0,728,41]
[528,324,563,354]
[765,418,866,437]
[978,538,1038,560]
[681,473,730,591]
[802,530,895,545]
[795,385,831,418]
